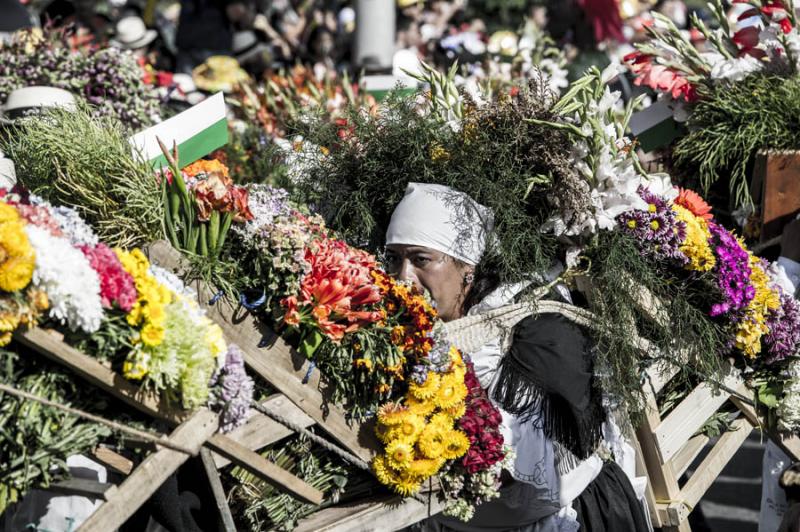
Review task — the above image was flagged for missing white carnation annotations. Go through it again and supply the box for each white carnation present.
[25,225,103,333]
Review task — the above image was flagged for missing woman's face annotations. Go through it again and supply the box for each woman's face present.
[385,244,474,322]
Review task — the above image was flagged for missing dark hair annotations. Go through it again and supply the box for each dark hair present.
[461,253,502,313]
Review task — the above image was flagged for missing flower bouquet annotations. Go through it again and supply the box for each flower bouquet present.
[159,143,254,257]
[0,28,161,130]
[623,0,800,207]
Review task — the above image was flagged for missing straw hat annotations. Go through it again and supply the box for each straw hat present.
[111,16,157,50]
[0,86,77,124]
[192,56,250,93]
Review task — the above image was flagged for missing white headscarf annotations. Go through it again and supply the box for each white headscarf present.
[385,182,494,266]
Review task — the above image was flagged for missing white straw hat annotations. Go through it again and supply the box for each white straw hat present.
[0,86,77,124]
[111,16,157,50]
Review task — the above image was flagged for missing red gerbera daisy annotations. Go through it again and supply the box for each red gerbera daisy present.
[675,188,713,221]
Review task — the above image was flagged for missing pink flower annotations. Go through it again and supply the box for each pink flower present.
[81,243,137,311]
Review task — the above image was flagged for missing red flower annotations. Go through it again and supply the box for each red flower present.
[675,187,714,221]
[733,26,760,49]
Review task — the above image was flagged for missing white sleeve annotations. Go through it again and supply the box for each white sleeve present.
[774,257,800,294]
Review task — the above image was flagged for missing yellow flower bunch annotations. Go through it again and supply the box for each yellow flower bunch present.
[672,205,715,272]
[372,349,470,496]
[736,256,781,358]
[115,249,173,378]
[0,203,35,293]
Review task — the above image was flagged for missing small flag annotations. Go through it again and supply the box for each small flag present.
[628,98,684,153]
[362,75,418,101]
[130,92,228,168]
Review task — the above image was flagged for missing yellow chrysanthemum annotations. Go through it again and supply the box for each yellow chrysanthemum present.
[28,289,49,311]
[434,372,468,410]
[0,311,19,332]
[0,204,18,224]
[429,411,455,429]
[0,219,35,293]
[126,302,144,326]
[377,402,412,426]
[441,429,470,460]
[392,412,425,441]
[405,394,437,417]
[205,322,227,359]
[140,323,166,347]
[123,350,150,380]
[449,346,465,368]
[417,422,446,459]
[143,302,166,325]
[443,401,467,419]
[386,439,415,471]
[672,205,715,272]
[0,331,12,346]
[409,372,441,400]
[407,457,445,479]
[373,455,423,496]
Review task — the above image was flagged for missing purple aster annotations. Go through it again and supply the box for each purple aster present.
[765,289,800,364]
[208,345,255,432]
[617,186,688,265]
[707,223,753,318]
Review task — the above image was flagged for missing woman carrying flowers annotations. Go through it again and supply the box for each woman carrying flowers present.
[384,183,648,531]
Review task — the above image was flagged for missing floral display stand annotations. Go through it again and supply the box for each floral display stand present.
[752,149,800,242]
[10,326,324,531]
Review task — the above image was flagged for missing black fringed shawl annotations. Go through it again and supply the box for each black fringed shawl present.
[492,313,606,470]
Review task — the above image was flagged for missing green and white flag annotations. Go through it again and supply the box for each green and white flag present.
[628,98,683,153]
[130,92,228,168]
[362,75,418,101]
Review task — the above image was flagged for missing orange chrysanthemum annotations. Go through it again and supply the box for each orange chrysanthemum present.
[182,159,230,178]
[675,188,713,221]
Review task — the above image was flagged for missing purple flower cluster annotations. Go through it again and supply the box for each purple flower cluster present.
[208,345,255,432]
[765,290,800,364]
[617,187,687,265]
[707,223,754,318]
[0,29,159,130]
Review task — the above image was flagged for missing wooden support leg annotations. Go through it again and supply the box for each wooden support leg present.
[200,448,237,532]
[77,409,219,531]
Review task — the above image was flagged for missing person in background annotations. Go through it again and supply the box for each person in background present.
[175,0,255,74]
[760,219,800,532]
[0,0,35,42]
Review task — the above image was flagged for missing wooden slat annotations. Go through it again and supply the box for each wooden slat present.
[207,433,324,505]
[654,373,746,463]
[214,394,314,468]
[148,240,376,463]
[91,446,134,475]
[730,395,800,462]
[200,448,237,532]
[669,434,709,479]
[294,494,443,532]
[49,479,117,501]
[15,328,185,423]
[680,416,754,509]
[17,327,324,501]
[636,386,685,527]
[78,409,219,531]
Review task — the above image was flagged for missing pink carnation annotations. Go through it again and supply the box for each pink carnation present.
[81,243,137,311]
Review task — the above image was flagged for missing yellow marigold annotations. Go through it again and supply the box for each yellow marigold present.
[182,159,229,178]
[435,372,468,410]
[672,205,715,272]
[409,372,441,400]
[407,457,445,479]
[405,394,437,417]
[441,429,470,460]
[377,403,412,426]
[386,439,415,471]
[0,218,35,293]
[417,422,446,459]
[140,323,166,347]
